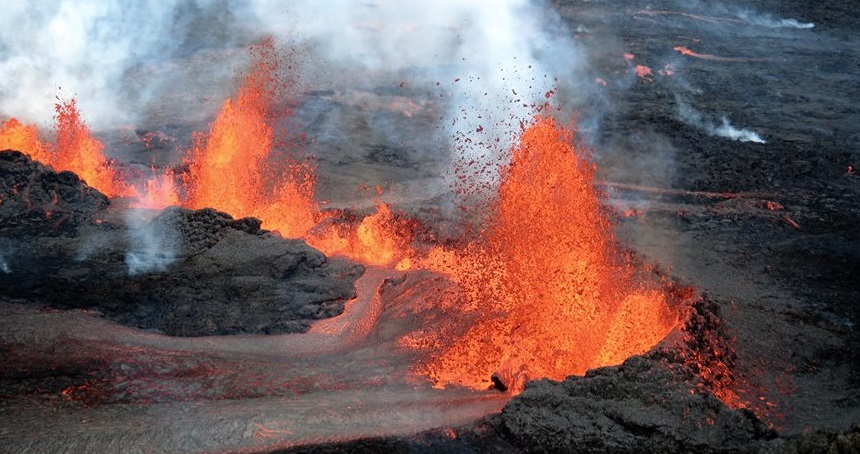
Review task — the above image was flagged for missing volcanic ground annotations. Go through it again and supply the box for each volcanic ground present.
[1,0,859,453]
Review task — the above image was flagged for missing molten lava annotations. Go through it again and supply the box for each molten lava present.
[0,118,50,163]
[635,64,654,81]
[182,39,316,238]
[417,116,676,391]
[53,100,135,197]
[136,171,181,209]
[306,202,414,267]
[2,38,677,398]
[0,101,133,197]
[674,46,769,62]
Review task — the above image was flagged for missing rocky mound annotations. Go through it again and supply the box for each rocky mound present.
[499,300,777,453]
[0,150,364,336]
[0,150,108,237]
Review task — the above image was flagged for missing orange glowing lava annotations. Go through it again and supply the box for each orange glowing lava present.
[635,64,654,81]
[1,101,134,198]
[306,202,414,267]
[0,118,50,163]
[135,171,181,209]
[674,46,769,62]
[53,100,135,197]
[182,38,316,237]
[418,116,676,391]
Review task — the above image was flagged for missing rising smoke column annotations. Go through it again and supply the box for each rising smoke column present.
[248,0,590,192]
[0,1,259,131]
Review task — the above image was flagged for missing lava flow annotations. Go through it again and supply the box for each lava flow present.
[305,202,415,267]
[415,116,677,391]
[674,45,770,62]
[0,41,678,398]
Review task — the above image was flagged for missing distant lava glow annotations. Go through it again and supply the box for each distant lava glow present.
[674,46,769,62]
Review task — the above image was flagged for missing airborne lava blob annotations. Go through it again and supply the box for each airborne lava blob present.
[418,116,677,391]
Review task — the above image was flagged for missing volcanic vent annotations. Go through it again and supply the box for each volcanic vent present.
[0,40,689,449]
[2,0,859,453]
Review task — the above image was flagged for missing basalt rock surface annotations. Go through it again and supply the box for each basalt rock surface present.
[498,299,777,454]
[0,150,364,336]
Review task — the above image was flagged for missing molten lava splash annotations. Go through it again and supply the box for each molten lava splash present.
[135,171,181,209]
[635,65,654,81]
[419,116,676,391]
[674,46,769,62]
[182,38,316,237]
[53,100,135,197]
[306,202,414,267]
[1,101,133,198]
[0,118,51,163]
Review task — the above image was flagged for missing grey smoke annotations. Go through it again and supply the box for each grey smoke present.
[712,118,766,144]
[248,0,591,189]
[2,0,591,176]
[0,0,256,130]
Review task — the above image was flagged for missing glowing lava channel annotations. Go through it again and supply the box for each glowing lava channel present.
[674,46,770,62]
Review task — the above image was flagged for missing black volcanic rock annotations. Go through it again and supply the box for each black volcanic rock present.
[499,300,777,454]
[0,149,108,237]
[0,150,364,336]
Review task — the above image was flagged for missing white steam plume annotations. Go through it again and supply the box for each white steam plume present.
[736,11,814,29]
[0,0,255,131]
[248,0,589,190]
[713,118,766,144]
[2,1,590,171]
[677,97,765,144]
[125,209,176,276]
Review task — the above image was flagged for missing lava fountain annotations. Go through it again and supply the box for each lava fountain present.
[0,100,134,198]
[182,38,316,238]
[416,115,677,391]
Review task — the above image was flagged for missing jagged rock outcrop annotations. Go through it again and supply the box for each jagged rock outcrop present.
[0,150,363,336]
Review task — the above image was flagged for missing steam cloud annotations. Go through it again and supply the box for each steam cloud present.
[677,96,766,144]
[0,1,255,130]
[736,11,814,29]
[249,0,590,187]
[125,209,177,276]
[1,0,593,262]
[1,1,587,134]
